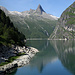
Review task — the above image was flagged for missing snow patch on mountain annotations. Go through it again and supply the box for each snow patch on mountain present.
[50,15,59,20]
[9,11,22,16]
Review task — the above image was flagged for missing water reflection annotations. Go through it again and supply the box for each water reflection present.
[51,40,75,75]
[8,40,75,75]
[27,40,57,73]
[26,40,50,51]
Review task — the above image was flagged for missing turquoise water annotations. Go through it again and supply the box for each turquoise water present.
[9,40,75,75]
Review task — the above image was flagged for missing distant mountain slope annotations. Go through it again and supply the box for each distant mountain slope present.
[0,5,58,38]
[50,2,75,40]
[0,6,9,15]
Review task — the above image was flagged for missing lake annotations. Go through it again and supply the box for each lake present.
[8,40,75,75]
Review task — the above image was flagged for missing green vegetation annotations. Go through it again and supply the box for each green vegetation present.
[0,53,25,66]
[65,12,75,16]
[9,15,57,38]
[0,62,9,66]
[6,56,19,63]
[63,4,75,26]
[17,53,26,56]
[0,56,19,66]
[66,17,75,25]
[0,9,26,46]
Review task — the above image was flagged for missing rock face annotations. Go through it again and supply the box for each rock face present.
[36,4,45,15]
[0,46,39,74]
[49,2,75,40]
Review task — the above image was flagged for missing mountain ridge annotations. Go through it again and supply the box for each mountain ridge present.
[0,5,58,38]
[0,5,58,20]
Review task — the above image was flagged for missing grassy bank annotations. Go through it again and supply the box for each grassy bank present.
[0,53,25,66]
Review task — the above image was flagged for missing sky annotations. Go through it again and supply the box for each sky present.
[0,0,75,17]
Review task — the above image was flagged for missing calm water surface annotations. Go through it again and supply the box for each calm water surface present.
[9,40,75,75]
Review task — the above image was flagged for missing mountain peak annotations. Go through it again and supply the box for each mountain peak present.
[36,4,45,15]
[38,4,42,9]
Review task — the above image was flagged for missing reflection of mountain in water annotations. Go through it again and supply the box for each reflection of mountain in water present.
[27,40,57,73]
[50,40,75,75]
[26,40,50,51]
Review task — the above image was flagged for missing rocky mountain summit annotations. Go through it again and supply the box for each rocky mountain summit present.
[36,4,45,15]
[50,2,75,40]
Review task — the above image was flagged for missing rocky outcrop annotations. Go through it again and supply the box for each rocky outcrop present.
[0,45,26,63]
[0,46,39,74]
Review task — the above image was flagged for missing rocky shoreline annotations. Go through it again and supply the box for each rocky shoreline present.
[0,46,39,74]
